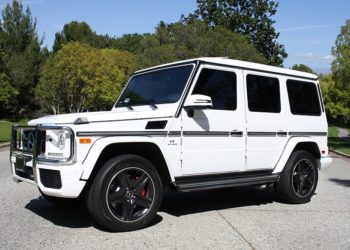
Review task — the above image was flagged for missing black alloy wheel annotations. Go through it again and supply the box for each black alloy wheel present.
[87,155,162,232]
[291,159,316,198]
[275,150,318,204]
[106,167,155,222]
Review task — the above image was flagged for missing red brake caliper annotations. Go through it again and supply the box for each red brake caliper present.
[135,176,146,197]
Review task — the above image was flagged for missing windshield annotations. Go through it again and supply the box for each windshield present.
[116,65,194,107]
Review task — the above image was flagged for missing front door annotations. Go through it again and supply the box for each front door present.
[181,65,246,175]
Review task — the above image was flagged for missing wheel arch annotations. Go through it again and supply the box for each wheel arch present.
[273,137,321,174]
[292,142,321,159]
[80,139,172,188]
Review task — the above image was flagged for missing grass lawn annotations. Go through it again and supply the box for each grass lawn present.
[328,126,350,155]
[0,119,28,143]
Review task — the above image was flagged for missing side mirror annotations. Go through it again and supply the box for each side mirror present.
[183,94,213,117]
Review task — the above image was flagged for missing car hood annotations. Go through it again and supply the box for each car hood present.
[28,110,173,126]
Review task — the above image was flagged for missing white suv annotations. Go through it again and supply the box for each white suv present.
[10,57,332,231]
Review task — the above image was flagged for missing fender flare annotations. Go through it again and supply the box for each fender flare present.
[79,136,172,180]
[273,136,320,174]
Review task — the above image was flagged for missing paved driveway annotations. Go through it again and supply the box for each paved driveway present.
[0,148,349,250]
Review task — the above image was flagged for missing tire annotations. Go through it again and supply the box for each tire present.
[86,154,163,232]
[275,150,318,204]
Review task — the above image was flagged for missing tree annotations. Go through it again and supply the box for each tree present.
[137,20,266,68]
[320,74,350,125]
[0,72,18,115]
[36,42,136,114]
[53,21,94,52]
[324,19,350,126]
[332,19,350,91]
[187,0,287,66]
[292,64,316,74]
[114,33,144,54]
[53,21,121,52]
[0,0,43,117]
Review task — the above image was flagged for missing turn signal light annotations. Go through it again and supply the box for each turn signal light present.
[79,138,91,144]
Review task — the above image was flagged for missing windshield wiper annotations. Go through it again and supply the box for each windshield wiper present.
[117,101,134,110]
[143,100,158,109]
[117,100,158,109]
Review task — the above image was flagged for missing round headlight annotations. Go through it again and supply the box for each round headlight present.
[58,131,65,150]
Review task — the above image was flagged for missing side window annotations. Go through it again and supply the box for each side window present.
[287,80,321,116]
[246,74,281,113]
[192,68,237,111]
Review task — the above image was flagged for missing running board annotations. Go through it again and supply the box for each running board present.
[174,173,280,192]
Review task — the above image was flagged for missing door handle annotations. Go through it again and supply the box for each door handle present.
[277,131,288,136]
[230,130,243,136]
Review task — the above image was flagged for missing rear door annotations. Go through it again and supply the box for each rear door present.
[244,71,289,170]
[181,65,246,175]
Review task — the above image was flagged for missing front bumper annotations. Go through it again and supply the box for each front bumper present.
[11,159,86,198]
[10,125,86,198]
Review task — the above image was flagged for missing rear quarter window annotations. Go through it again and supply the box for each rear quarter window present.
[286,80,321,116]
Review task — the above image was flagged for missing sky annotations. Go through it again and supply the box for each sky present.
[0,0,349,74]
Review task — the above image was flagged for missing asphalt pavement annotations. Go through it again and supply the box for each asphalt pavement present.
[0,148,349,250]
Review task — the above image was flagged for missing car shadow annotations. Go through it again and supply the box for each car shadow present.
[328,178,350,187]
[25,196,93,228]
[25,196,163,231]
[160,186,280,217]
[25,187,280,230]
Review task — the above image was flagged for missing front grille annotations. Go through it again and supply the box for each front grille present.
[12,127,46,155]
[22,130,35,151]
[13,154,34,181]
[15,167,34,181]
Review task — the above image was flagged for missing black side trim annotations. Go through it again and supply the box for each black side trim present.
[174,170,279,192]
[183,131,230,136]
[76,131,168,137]
[247,132,277,137]
[289,132,327,136]
[172,131,243,137]
[246,131,327,137]
[77,130,327,137]
[145,120,168,129]
[176,170,273,182]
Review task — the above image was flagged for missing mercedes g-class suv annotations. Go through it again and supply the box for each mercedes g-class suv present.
[10,58,332,231]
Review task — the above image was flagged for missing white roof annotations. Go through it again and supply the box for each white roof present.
[135,57,318,80]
